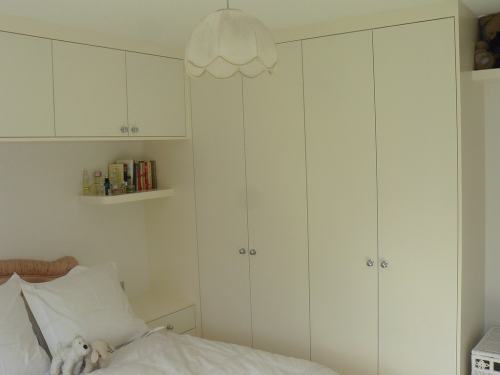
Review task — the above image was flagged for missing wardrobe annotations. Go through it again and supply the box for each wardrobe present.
[191,16,481,375]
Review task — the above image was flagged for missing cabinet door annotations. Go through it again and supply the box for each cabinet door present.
[303,31,378,375]
[243,42,310,359]
[0,32,54,137]
[374,19,458,375]
[126,52,186,137]
[53,41,127,137]
[191,75,253,346]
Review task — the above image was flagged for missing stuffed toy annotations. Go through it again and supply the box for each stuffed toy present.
[50,336,90,375]
[82,340,114,373]
[478,13,500,69]
[475,41,496,70]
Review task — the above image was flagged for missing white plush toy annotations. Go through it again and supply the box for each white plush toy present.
[50,336,90,375]
[82,340,114,373]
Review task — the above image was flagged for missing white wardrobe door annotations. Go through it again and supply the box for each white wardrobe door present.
[126,52,186,137]
[243,42,310,359]
[303,31,378,375]
[191,76,253,346]
[374,19,458,375]
[53,41,127,137]
[0,32,54,137]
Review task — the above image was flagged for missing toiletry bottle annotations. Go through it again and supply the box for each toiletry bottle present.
[82,169,90,196]
[104,176,111,196]
[93,170,103,196]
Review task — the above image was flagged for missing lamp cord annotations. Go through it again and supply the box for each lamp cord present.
[226,0,229,9]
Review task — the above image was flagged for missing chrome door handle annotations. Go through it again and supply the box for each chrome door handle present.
[120,126,129,134]
[366,259,375,267]
[238,248,247,255]
[131,126,139,134]
[249,249,257,256]
[380,260,389,269]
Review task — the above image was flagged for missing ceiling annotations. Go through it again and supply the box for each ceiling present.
[0,0,497,50]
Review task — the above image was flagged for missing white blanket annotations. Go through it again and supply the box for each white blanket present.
[91,332,338,375]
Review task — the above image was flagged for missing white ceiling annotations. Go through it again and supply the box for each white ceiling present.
[0,0,497,50]
[463,0,500,16]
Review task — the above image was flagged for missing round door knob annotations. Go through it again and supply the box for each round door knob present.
[380,260,389,269]
[239,248,247,255]
[131,126,139,134]
[120,126,129,134]
[249,249,257,256]
[166,324,174,331]
[366,259,375,267]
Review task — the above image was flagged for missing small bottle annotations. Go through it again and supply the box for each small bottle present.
[104,176,111,196]
[127,177,134,193]
[82,169,90,196]
[93,170,103,196]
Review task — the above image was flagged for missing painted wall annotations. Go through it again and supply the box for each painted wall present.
[0,141,150,297]
[485,82,500,329]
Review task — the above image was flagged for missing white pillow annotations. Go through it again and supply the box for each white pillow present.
[0,274,50,375]
[21,262,148,356]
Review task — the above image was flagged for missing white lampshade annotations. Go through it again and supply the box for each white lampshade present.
[185,8,278,79]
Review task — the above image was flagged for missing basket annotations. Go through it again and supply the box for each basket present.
[472,328,500,374]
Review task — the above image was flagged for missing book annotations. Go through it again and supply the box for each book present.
[144,161,150,190]
[108,164,124,190]
[134,161,139,191]
[151,161,157,189]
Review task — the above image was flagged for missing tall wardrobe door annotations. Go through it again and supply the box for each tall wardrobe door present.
[303,31,378,375]
[191,76,253,346]
[243,42,310,359]
[374,19,458,375]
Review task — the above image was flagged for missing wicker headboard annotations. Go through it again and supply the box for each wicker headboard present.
[0,256,79,285]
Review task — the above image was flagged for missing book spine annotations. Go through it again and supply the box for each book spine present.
[138,162,143,192]
[141,162,145,192]
[151,161,157,190]
[144,162,149,190]
[134,162,138,192]
[148,161,152,190]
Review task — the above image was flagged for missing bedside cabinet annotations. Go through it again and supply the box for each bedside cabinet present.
[130,291,197,335]
[147,305,196,334]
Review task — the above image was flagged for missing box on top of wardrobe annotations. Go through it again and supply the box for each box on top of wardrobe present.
[472,328,500,374]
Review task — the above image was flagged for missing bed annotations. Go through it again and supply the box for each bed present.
[0,257,338,375]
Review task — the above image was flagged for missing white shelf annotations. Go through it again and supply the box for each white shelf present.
[471,68,500,83]
[80,188,174,205]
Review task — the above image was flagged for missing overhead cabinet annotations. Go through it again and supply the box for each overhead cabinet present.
[53,41,128,137]
[0,31,186,140]
[126,52,186,137]
[0,32,54,137]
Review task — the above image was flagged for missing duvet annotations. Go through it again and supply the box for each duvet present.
[91,332,338,375]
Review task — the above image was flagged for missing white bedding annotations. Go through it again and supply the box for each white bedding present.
[91,332,338,375]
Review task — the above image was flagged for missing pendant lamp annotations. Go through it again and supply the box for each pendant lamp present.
[185,0,278,79]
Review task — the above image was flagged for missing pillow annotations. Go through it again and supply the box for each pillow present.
[21,262,148,356]
[0,274,50,375]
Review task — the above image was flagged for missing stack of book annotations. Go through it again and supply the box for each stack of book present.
[109,160,158,193]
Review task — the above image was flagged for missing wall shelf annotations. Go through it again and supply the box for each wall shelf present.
[471,68,500,83]
[80,188,174,205]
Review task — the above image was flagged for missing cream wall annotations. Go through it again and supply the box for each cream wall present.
[0,141,151,297]
[485,82,500,329]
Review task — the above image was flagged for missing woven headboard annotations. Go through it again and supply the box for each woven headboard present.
[0,256,79,285]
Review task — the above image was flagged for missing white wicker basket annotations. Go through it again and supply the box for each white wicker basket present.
[472,328,500,375]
